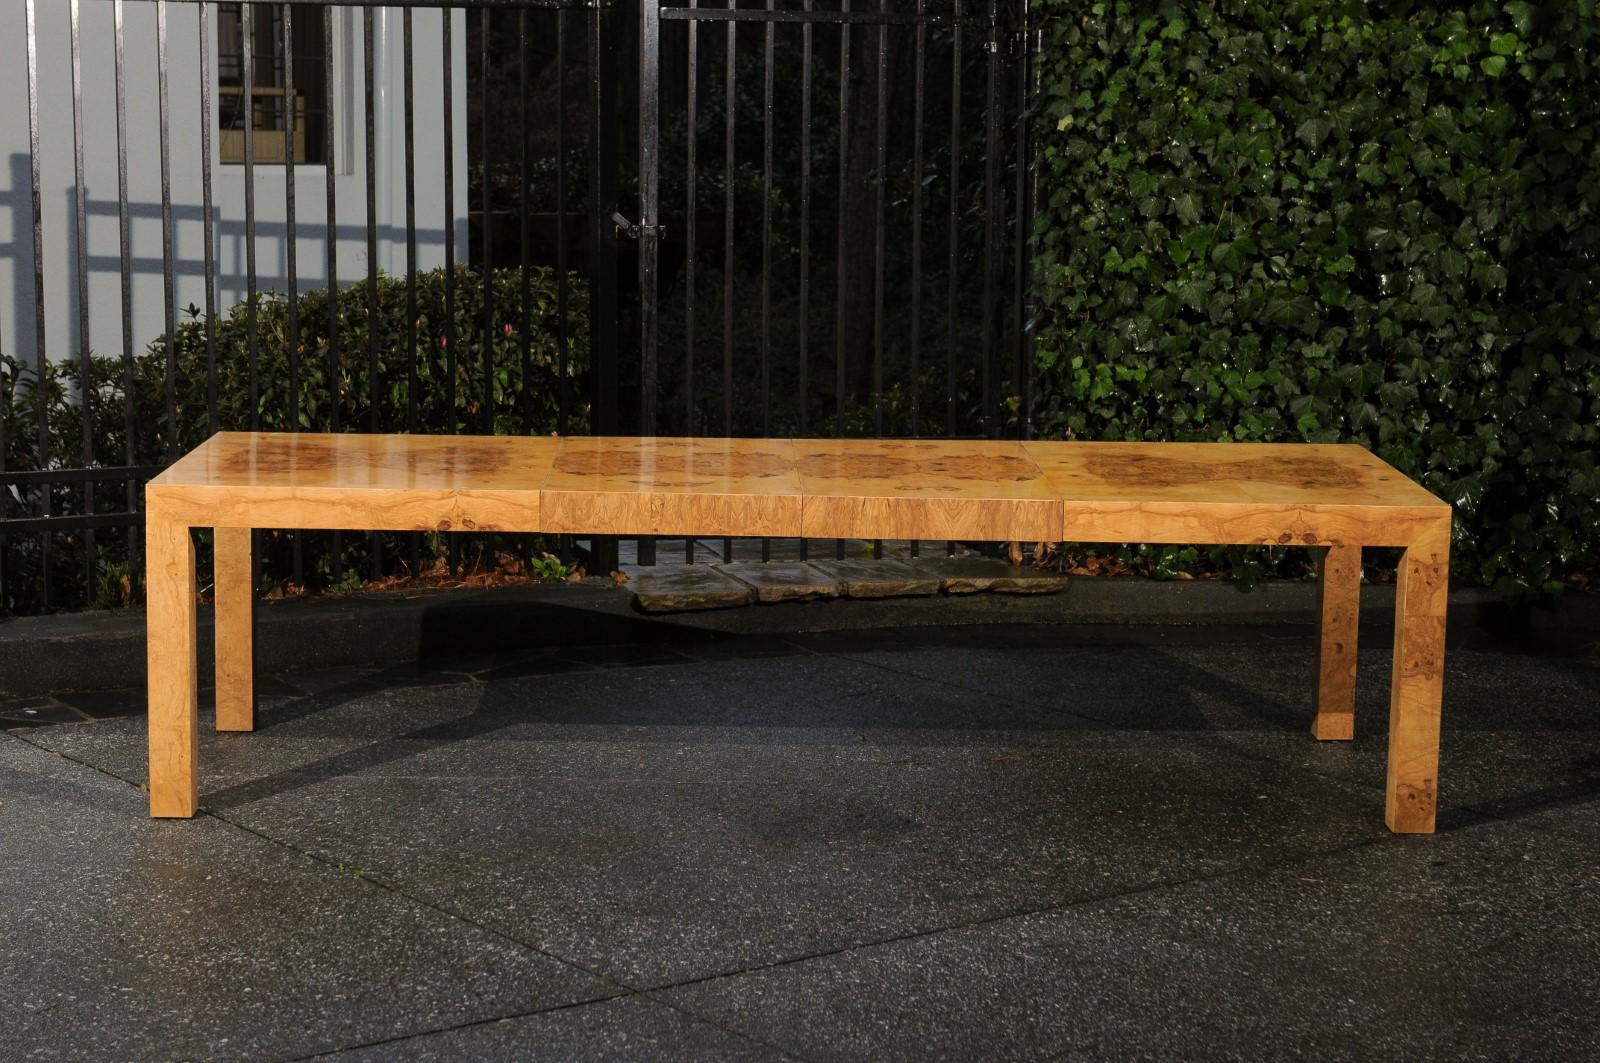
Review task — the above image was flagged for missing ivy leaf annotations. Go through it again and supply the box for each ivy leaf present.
[1480,55,1508,77]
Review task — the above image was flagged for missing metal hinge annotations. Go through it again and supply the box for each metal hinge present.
[612,212,666,240]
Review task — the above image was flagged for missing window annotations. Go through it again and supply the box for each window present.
[218,3,331,165]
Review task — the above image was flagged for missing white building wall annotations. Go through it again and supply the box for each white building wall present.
[0,0,468,368]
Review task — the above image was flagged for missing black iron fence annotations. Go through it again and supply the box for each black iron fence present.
[0,0,1039,615]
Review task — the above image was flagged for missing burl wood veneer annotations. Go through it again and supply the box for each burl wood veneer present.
[540,436,803,537]
[146,432,1451,833]
[794,438,1061,542]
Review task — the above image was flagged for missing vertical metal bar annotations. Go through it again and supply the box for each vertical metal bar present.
[284,4,302,586]
[556,7,570,436]
[834,1,850,446]
[243,2,259,431]
[364,7,380,579]
[685,0,698,440]
[479,9,495,434]
[640,0,660,436]
[588,0,621,577]
[1011,2,1029,439]
[761,0,773,440]
[114,0,138,581]
[946,0,961,442]
[761,0,774,563]
[199,4,218,434]
[405,10,418,437]
[982,0,1000,438]
[638,0,662,568]
[23,0,49,606]
[479,9,494,434]
[285,6,299,429]
[157,0,178,467]
[721,0,736,563]
[365,8,379,437]
[681,0,694,441]
[947,0,962,555]
[69,0,95,599]
[797,0,812,564]
[518,10,532,432]
[324,4,341,585]
[405,8,420,576]
[684,0,698,563]
[722,0,735,436]
[443,10,458,437]
[835,0,852,562]
[911,0,925,441]
[798,0,811,442]
[872,0,887,439]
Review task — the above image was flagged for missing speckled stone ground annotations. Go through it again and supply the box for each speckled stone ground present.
[3,615,1596,1060]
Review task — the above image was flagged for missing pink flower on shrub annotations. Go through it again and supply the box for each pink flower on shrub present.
[503,323,514,336]
[438,336,448,348]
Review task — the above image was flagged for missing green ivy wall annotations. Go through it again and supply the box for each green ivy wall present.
[1031,1,1600,594]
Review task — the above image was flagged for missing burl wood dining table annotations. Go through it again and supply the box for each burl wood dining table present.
[144,433,1452,832]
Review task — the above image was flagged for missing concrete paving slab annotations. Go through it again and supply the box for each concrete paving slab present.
[0,735,616,1062]
[655,818,1600,1061]
[188,658,1387,987]
[328,996,790,1061]
[7,616,1596,1058]
[810,558,942,599]
[0,697,88,727]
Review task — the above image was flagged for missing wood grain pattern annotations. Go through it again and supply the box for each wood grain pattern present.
[1386,517,1450,834]
[1313,544,1360,741]
[214,526,255,733]
[794,439,1062,541]
[145,432,1454,832]
[149,432,556,531]
[146,500,199,818]
[541,436,804,536]
[1024,441,1448,547]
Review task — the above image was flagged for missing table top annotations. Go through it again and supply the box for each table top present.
[1021,441,1445,510]
[151,432,1447,543]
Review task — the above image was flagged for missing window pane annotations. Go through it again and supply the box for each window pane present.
[218,3,329,165]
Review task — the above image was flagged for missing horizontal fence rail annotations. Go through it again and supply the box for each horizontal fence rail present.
[0,0,1039,615]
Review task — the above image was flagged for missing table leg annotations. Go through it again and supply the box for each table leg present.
[214,527,255,732]
[1313,544,1360,741]
[146,504,199,818]
[1385,520,1450,834]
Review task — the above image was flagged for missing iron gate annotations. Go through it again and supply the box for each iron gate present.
[0,0,1040,614]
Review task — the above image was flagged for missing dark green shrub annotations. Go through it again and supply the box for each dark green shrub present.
[1,266,589,614]
[1031,1,1600,595]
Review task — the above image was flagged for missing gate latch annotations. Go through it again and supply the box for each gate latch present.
[612,212,666,240]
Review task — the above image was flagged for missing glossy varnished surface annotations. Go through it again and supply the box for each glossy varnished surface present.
[541,436,804,536]
[793,439,1061,541]
[1023,442,1448,547]
[153,432,560,493]
[148,432,559,532]
[148,433,1450,545]
[1022,442,1443,509]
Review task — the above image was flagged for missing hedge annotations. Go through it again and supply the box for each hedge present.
[1031,1,1600,595]
[1,266,588,613]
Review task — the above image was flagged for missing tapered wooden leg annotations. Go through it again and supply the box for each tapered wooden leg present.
[146,504,199,818]
[1313,544,1360,741]
[1385,519,1450,834]
[214,527,255,732]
